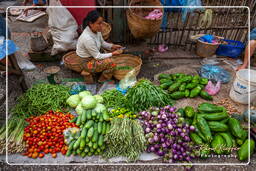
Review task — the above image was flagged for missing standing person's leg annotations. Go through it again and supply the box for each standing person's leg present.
[237,40,256,70]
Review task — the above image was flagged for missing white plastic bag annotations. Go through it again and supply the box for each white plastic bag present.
[47,0,78,56]
[119,69,137,90]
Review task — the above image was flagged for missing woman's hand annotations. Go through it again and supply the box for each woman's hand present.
[112,49,123,56]
[111,44,123,50]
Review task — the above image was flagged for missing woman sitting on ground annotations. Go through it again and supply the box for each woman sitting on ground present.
[76,10,123,84]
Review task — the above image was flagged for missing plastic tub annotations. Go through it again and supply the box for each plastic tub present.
[216,39,245,58]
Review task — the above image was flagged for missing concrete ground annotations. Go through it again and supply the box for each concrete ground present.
[0,4,256,171]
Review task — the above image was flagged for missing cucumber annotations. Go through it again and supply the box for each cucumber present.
[84,147,89,153]
[79,138,86,150]
[190,132,203,145]
[96,112,100,120]
[208,121,228,132]
[85,120,94,129]
[98,122,102,134]
[211,135,226,155]
[73,137,81,150]
[81,110,87,123]
[72,150,76,156]
[76,148,82,155]
[198,112,228,121]
[88,141,93,148]
[87,127,94,139]
[87,109,92,120]
[85,137,90,143]
[91,110,97,117]
[81,127,87,138]
[103,111,109,121]
[68,140,76,150]
[102,122,106,135]
[228,118,244,139]
[106,123,110,134]
[92,126,99,143]
[90,147,95,153]
[197,116,212,143]
[76,115,82,126]
[93,143,98,149]
[219,132,233,154]
[81,152,86,158]
[193,124,207,142]
[66,148,73,157]
[98,135,104,146]
[99,114,104,122]
[237,139,255,161]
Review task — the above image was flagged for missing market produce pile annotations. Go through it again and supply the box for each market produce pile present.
[158,73,213,100]
[65,91,110,157]
[2,74,255,164]
[179,103,254,161]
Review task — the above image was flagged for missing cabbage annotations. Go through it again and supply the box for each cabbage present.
[94,103,106,113]
[79,91,92,99]
[75,103,84,115]
[94,95,104,103]
[81,95,97,109]
[66,94,81,108]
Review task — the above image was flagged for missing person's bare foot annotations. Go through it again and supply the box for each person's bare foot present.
[236,64,247,71]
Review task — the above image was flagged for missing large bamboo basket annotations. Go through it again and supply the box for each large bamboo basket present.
[62,51,84,73]
[126,0,163,39]
[112,54,142,80]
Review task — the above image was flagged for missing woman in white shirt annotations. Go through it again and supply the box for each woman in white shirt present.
[76,10,123,84]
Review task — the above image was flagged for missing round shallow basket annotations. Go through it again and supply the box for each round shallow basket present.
[127,0,163,39]
[101,22,111,40]
[196,39,220,57]
[62,51,84,73]
[112,54,142,80]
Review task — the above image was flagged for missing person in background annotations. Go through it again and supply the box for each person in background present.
[76,10,123,84]
[236,28,256,71]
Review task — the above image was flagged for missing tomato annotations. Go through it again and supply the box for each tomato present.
[32,152,38,159]
[52,153,57,158]
[44,149,49,154]
[38,153,44,158]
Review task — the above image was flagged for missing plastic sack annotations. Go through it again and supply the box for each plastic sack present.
[97,81,116,95]
[119,69,137,90]
[181,0,202,22]
[204,80,221,95]
[199,64,231,83]
[47,0,78,56]
[69,83,87,95]
[63,127,80,144]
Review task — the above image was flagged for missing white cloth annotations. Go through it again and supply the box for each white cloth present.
[76,26,113,60]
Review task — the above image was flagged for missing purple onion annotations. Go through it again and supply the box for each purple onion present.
[161,123,167,127]
[189,125,195,131]
[157,150,165,156]
[158,120,163,123]
[159,133,165,138]
[154,144,160,149]
[172,143,177,149]
[173,154,178,160]
[161,114,167,119]
[184,136,190,142]
[148,138,154,144]
[162,143,167,148]
[156,124,161,129]
[180,132,185,137]
[145,127,151,133]
[157,128,162,133]
[160,137,165,143]
[153,135,159,142]
[167,124,173,130]
[177,128,182,133]
[150,146,155,152]
[146,147,151,153]
[168,159,173,163]
[180,147,185,153]
[186,156,191,161]
[176,144,181,150]
[170,131,176,136]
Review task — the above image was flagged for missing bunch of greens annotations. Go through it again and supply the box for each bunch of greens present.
[103,118,146,161]
[11,83,70,117]
[101,89,127,109]
[126,79,174,112]
[0,116,27,154]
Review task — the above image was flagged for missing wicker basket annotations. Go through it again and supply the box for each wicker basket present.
[196,39,220,57]
[126,0,163,39]
[62,51,84,73]
[112,54,142,80]
[101,22,111,40]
